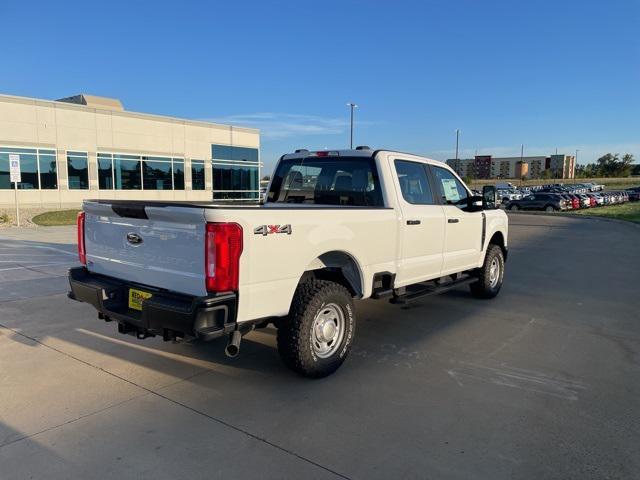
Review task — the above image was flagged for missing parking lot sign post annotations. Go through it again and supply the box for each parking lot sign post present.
[9,154,21,226]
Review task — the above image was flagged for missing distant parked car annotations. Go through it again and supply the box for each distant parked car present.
[497,189,521,203]
[592,193,605,206]
[578,194,591,208]
[585,193,598,208]
[625,187,640,201]
[506,193,567,212]
[566,193,581,209]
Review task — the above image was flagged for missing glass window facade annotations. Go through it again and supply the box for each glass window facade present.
[0,147,58,190]
[211,144,260,200]
[191,160,205,190]
[97,153,114,189]
[114,155,141,190]
[213,164,259,192]
[142,157,172,190]
[173,159,184,190]
[67,151,89,189]
[98,153,185,191]
[211,145,259,162]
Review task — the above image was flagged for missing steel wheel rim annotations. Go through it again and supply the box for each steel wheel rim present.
[489,257,500,288]
[311,303,345,359]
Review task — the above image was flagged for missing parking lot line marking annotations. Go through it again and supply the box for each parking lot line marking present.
[0,262,71,272]
[0,244,76,256]
[0,260,65,263]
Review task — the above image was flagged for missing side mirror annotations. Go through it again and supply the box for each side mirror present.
[482,185,497,210]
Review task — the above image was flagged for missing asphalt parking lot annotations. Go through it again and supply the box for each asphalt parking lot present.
[1,215,639,479]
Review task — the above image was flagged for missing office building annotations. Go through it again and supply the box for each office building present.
[0,93,261,208]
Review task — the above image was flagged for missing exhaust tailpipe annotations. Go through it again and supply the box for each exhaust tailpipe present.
[225,330,242,358]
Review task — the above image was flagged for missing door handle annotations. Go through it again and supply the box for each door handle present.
[406,220,421,225]
[448,218,459,224]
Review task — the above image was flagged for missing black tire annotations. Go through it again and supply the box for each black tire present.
[277,279,355,378]
[544,205,556,212]
[509,204,519,211]
[470,244,505,299]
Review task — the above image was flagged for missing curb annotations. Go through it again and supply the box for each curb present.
[506,210,640,229]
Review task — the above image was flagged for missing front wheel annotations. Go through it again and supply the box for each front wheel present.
[509,204,519,211]
[277,279,356,378]
[545,205,556,212]
[470,244,505,299]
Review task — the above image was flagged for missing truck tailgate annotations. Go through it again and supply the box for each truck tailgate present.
[83,201,207,297]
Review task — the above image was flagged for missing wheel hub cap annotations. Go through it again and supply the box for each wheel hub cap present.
[489,258,500,288]
[311,303,345,358]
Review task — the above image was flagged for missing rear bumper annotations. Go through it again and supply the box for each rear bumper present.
[68,267,237,341]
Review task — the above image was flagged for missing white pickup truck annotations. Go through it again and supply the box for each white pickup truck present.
[69,147,508,377]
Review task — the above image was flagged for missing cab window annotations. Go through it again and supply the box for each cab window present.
[432,166,469,208]
[268,156,383,206]
[394,160,434,205]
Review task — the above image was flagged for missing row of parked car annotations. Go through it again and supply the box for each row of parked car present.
[502,186,640,212]
[495,182,605,204]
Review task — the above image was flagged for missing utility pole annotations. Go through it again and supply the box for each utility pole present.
[455,129,460,161]
[347,103,358,149]
[520,144,524,186]
[575,149,579,184]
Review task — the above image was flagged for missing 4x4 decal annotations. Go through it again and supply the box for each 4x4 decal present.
[254,224,292,236]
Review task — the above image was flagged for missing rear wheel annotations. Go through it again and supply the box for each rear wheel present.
[509,204,519,211]
[545,205,556,212]
[277,279,355,378]
[470,244,504,299]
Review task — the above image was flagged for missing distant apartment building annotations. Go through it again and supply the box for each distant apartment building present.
[447,153,575,180]
[549,154,576,179]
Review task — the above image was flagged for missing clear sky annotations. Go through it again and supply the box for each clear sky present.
[1,0,638,173]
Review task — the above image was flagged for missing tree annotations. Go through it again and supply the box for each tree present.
[261,175,271,182]
[621,154,635,177]
[595,153,635,177]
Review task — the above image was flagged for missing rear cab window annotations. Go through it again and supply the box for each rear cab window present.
[267,156,384,206]
[394,160,434,204]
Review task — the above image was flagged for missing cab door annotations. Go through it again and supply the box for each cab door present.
[429,165,484,274]
[392,159,445,286]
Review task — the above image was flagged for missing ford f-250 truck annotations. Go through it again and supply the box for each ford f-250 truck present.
[68,147,508,377]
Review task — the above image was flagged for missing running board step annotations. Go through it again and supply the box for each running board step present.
[371,288,394,299]
[390,276,476,305]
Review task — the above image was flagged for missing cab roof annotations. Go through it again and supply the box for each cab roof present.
[281,148,444,166]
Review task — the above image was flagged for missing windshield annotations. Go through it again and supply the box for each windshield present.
[267,156,384,206]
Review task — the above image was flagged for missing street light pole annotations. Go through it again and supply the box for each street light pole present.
[575,149,579,184]
[347,103,358,149]
[455,129,460,161]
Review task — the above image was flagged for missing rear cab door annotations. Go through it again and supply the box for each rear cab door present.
[428,164,484,274]
[389,156,445,286]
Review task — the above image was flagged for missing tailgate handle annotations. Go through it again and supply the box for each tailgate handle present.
[406,220,421,225]
[448,218,460,224]
[112,205,148,219]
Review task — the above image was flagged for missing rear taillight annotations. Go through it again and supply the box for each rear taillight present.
[77,211,86,265]
[205,223,243,292]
